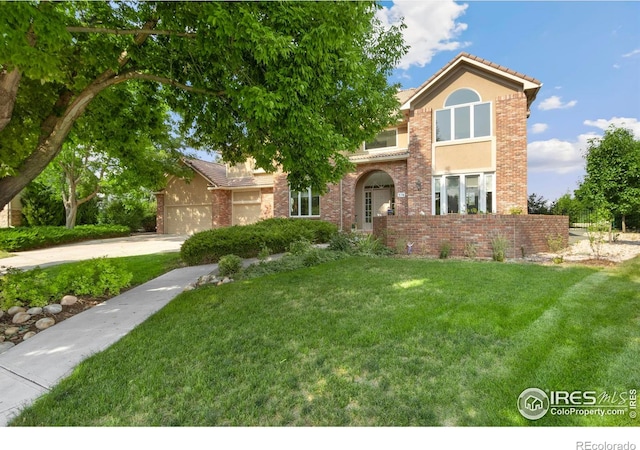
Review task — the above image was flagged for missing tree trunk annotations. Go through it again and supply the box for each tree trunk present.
[0,68,22,133]
[64,197,78,229]
[621,215,626,233]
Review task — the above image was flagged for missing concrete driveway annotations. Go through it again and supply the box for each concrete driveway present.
[0,233,188,272]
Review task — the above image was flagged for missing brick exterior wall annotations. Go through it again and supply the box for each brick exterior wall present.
[373,215,569,259]
[495,93,528,214]
[155,193,165,234]
[260,187,274,220]
[211,189,231,228]
[406,107,433,215]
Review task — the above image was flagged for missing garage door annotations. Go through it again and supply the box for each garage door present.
[165,205,212,235]
[232,190,261,226]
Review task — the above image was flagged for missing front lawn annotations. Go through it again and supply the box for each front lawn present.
[10,256,640,426]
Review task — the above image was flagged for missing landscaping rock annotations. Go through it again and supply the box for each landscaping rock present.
[4,326,19,336]
[27,307,43,315]
[61,295,78,306]
[44,304,63,314]
[23,331,37,340]
[0,310,4,320]
[222,277,232,284]
[12,312,31,324]
[0,341,15,354]
[7,306,26,316]
[35,317,56,330]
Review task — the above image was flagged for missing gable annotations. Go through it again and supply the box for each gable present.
[165,171,213,206]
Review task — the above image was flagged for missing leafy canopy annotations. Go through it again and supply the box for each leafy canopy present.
[0,1,407,200]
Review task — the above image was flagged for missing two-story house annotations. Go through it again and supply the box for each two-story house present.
[157,53,554,244]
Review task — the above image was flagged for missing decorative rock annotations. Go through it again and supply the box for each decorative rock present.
[221,277,232,284]
[44,304,63,314]
[183,283,196,292]
[0,341,15,354]
[61,295,78,306]
[27,307,43,316]
[4,326,19,336]
[12,312,31,324]
[23,331,37,340]
[0,335,4,342]
[35,317,56,330]
[0,310,4,319]
[7,306,26,316]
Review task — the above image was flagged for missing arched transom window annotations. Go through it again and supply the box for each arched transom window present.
[436,88,491,142]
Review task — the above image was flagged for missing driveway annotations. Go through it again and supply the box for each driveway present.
[0,233,188,272]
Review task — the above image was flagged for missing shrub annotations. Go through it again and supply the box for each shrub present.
[180,218,338,265]
[0,225,130,252]
[491,235,509,262]
[288,238,313,256]
[218,254,243,277]
[257,244,271,261]
[240,250,346,280]
[52,258,133,297]
[463,242,478,259]
[20,181,65,227]
[439,240,452,259]
[328,232,354,253]
[352,233,392,257]
[0,258,133,309]
[546,234,565,253]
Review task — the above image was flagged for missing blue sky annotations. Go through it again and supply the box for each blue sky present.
[378,0,640,203]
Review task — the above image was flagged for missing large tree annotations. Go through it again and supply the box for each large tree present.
[578,125,640,232]
[0,1,406,210]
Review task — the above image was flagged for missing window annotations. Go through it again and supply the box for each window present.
[436,89,491,142]
[290,188,320,217]
[433,173,495,215]
[365,129,397,150]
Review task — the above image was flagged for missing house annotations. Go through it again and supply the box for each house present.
[157,52,566,255]
[0,192,22,228]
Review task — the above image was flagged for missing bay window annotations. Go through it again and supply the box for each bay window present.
[433,173,495,215]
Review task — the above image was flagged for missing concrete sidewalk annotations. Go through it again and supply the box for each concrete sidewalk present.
[0,262,217,426]
[1,233,188,272]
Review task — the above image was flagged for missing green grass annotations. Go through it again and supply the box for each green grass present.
[10,257,640,426]
[0,250,12,259]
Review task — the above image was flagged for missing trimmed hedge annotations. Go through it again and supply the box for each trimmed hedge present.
[0,225,130,252]
[180,218,338,266]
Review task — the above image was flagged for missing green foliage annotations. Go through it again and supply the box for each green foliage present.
[326,231,391,256]
[546,234,565,253]
[240,250,347,280]
[0,258,132,309]
[328,232,354,253]
[551,193,586,225]
[20,181,65,226]
[257,244,271,261]
[579,125,640,230]
[98,195,156,232]
[0,1,406,209]
[217,255,243,278]
[439,240,452,259]
[0,267,54,309]
[288,238,313,256]
[490,235,509,262]
[180,219,337,265]
[0,225,129,252]
[53,258,132,297]
[527,193,551,215]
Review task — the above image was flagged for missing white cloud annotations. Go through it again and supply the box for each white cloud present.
[538,96,578,111]
[377,1,470,70]
[528,133,597,174]
[613,64,621,69]
[622,49,640,58]
[530,123,548,134]
[584,117,640,137]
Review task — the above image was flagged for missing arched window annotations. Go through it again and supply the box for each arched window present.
[444,88,481,107]
[436,88,491,142]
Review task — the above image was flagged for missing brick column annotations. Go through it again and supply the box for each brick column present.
[406,107,433,215]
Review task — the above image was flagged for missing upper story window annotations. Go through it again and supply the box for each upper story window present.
[436,88,491,142]
[365,129,397,151]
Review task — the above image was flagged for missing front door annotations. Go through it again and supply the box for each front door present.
[364,188,391,231]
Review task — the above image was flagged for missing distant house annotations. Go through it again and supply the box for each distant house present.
[0,193,22,228]
[157,52,544,237]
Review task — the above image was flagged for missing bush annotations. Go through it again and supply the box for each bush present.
[491,235,509,262]
[0,258,133,310]
[20,181,65,227]
[328,232,354,253]
[288,238,313,256]
[0,225,130,252]
[218,254,243,277]
[439,240,452,259]
[180,218,338,266]
[240,250,346,280]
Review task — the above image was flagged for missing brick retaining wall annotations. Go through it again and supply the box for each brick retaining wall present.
[373,215,569,259]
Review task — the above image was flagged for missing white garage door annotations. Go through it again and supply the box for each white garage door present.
[165,205,212,235]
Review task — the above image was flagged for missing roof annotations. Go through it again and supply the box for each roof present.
[183,158,273,189]
[349,149,409,163]
[400,52,542,111]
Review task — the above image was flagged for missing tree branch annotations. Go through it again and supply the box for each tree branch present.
[66,26,196,38]
[113,71,225,97]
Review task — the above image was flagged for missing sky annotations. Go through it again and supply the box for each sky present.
[377,0,640,203]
